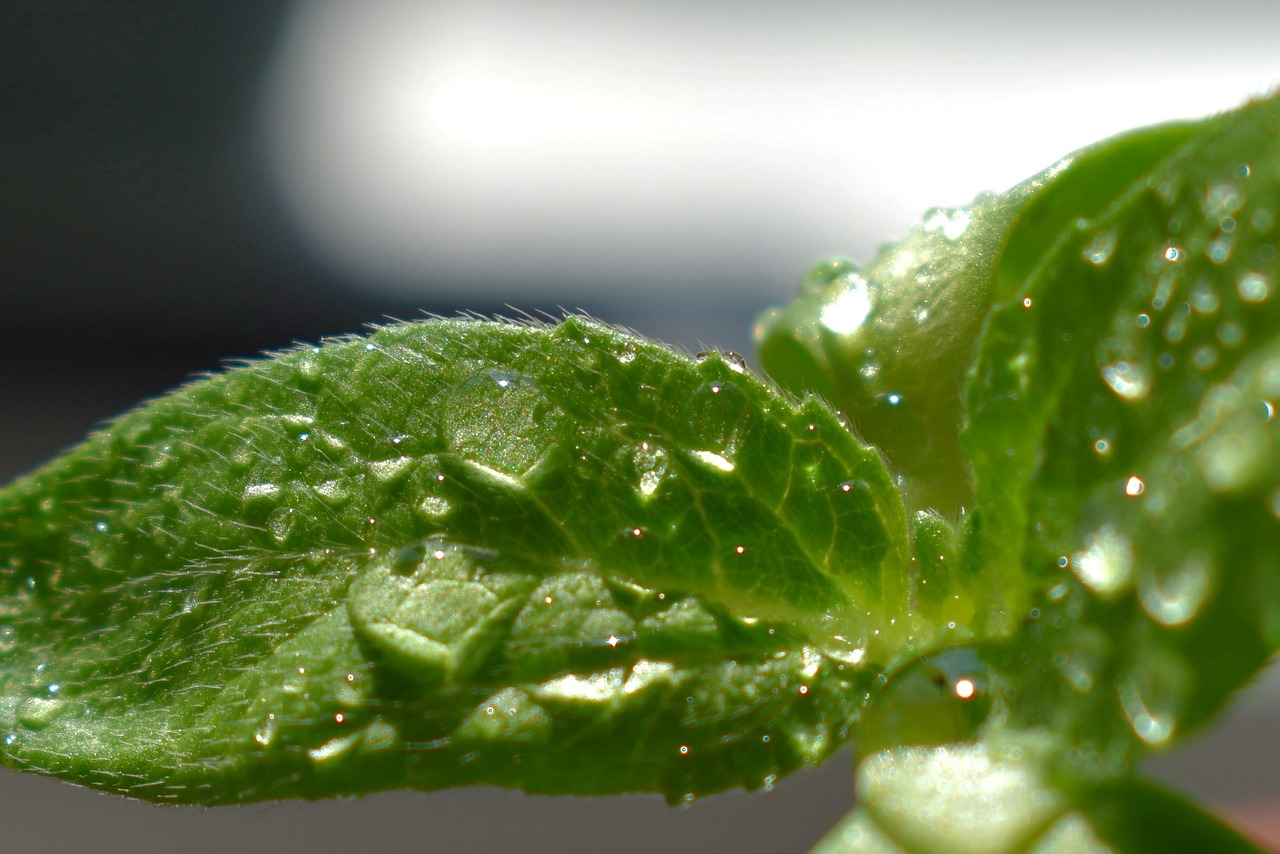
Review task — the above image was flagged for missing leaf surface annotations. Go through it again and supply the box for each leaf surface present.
[0,316,913,803]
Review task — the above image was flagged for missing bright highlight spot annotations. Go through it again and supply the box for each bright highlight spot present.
[954,678,976,700]
[1124,475,1146,496]
[820,274,874,333]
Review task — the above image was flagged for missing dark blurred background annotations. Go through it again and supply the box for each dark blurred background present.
[2,2,1278,851]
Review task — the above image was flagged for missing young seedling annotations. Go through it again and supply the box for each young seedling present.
[2,93,1278,852]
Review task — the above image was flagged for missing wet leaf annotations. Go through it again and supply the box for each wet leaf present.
[0,316,914,803]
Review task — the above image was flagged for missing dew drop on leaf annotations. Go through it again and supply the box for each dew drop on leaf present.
[1099,361,1151,401]
[1138,553,1213,627]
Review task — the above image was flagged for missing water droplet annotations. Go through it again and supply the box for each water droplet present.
[444,371,567,480]
[1053,627,1109,694]
[1190,282,1220,314]
[1082,230,1116,265]
[856,646,994,757]
[1164,245,1185,263]
[267,507,298,544]
[922,207,973,240]
[688,450,734,473]
[820,272,874,334]
[369,455,414,482]
[315,478,352,505]
[724,351,747,374]
[1191,346,1218,371]
[1117,652,1189,747]
[1237,270,1272,303]
[1093,438,1112,457]
[1200,421,1269,494]
[1071,525,1133,597]
[417,496,452,518]
[1139,553,1212,627]
[1217,322,1246,348]
[1250,207,1273,234]
[17,696,65,730]
[1207,237,1234,264]
[297,348,323,380]
[632,442,669,498]
[1100,361,1150,401]
[309,732,361,764]
[1203,183,1244,218]
[1022,297,1033,309]
[1124,476,1145,497]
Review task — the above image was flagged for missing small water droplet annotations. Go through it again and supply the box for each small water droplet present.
[1100,361,1151,401]
[1250,207,1273,234]
[17,696,65,730]
[1082,230,1117,265]
[1200,421,1269,494]
[1164,245,1185,263]
[1139,553,1212,627]
[1053,627,1109,694]
[1237,270,1272,303]
[315,479,352,505]
[1207,237,1234,264]
[633,442,670,498]
[1022,297,1033,309]
[417,495,452,518]
[1190,282,1220,314]
[1071,525,1133,597]
[1217,322,1246,348]
[1093,438,1112,457]
[1117,653,1188,747]
[1124,476,1145,497]
[688,450,734,473]
[267,507,297,544]
[1191,346,1218,371]
[724,351,747,374]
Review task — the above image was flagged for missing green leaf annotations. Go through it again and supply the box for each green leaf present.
[964,92,1280,750]
[755,118,1198,519]
[0,315,913,803]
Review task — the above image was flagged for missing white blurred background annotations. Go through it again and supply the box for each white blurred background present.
[2,1,1278,851]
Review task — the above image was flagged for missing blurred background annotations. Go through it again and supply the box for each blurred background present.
[2,1,1279,851]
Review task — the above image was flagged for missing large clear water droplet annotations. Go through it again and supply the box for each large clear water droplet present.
[443,370,566,481]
